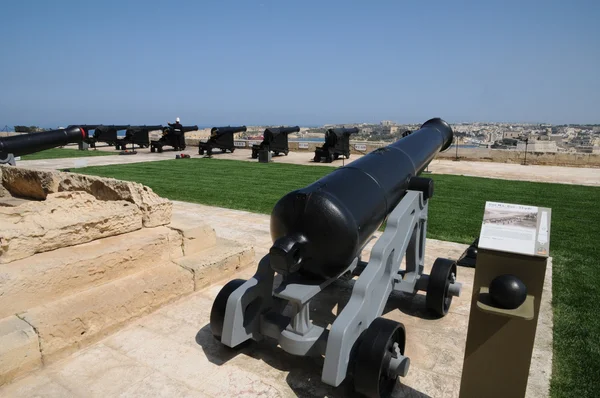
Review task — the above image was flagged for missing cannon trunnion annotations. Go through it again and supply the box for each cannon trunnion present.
[209,118,463,397]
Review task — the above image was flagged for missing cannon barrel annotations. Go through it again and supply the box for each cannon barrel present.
[327,127,359,136]
[181,125,199,133]
[0,126,86,158]
[269,118,453,279]
[264,126,300,136]
[210,126,247,136]
[96,125,130,131]
[74,124,100,132]
[128,125,164,131]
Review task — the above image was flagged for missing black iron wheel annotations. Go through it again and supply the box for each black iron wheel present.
[150,146,155,153]
[354,317,406,398]
[230,148,235,153]
[210,279,247,342]
[199,148,205,155]
[221,148,227,153]
[426,258,457,317]
[314,155,321,162]
[157,146,163,153]
[274,151,280,156]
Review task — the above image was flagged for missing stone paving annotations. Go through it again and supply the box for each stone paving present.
[20,146,600,187]
[0,201,553,397]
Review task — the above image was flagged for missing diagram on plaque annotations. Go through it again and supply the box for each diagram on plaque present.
[479,202,551,256]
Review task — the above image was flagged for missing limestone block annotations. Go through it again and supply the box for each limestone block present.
[0,166,172,227]
[0,168,9,198]
[20,262,194,364]
[57,173,172,227]
[0,191,142,264]
[168,215,217,256]
[0,226,183,318]
[0,316,42,386]
[174,239,254,290]
[0,165,59,200]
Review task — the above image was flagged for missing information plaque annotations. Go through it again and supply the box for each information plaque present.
[478,202,551,257]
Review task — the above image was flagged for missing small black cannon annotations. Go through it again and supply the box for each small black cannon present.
[119,125,163,151]
[88,125,130,149]
[314,127,359,163]
[251,126,300,159]
[199,126,247,156]
[0,126,87,165]
[151,125,198,153]
[210,118,462,398]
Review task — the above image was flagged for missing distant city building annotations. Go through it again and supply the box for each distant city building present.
[380,120,394,127]
[503,131,522,139]
[516,141,557,153]
[382,125,399,134]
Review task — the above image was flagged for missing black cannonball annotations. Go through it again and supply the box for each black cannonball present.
[466,246,478,258]
[489,274,527,310]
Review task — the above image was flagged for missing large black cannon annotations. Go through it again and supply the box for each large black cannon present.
[314,127,359,163]
[0,126,87,165]
[151,125,198,153]
[199,126,247,156]
[210,118,462,398]
[251,126,300,159]
[119,125,163,151]
[89,125,130,149]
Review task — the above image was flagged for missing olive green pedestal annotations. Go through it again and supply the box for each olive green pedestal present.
[459,250,548,398]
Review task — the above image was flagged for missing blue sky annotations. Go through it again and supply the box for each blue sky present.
[0,0,598,127]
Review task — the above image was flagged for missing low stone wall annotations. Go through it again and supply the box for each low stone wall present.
[436,147,600,167]
[184,138,600,168]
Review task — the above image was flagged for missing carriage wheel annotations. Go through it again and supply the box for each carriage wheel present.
[354,317,407,398]
[426,258,457,317]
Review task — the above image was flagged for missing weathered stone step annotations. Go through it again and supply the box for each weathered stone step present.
[0,226,183,319]
[169,213,217,257]
[0,316,41,386]
[0,191,143,264]
[18,262,195,365]
[174,239,255,290]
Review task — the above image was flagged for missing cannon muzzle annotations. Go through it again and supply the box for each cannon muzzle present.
[270,118,453,278]
[0,126,87,158]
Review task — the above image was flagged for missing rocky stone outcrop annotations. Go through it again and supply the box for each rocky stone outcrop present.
[0,191,142,264]
[0,168,9,198]
[0,165,172,227]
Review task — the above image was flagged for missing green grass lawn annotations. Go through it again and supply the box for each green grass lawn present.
[21,148,114,160]
[75,158,600,398]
